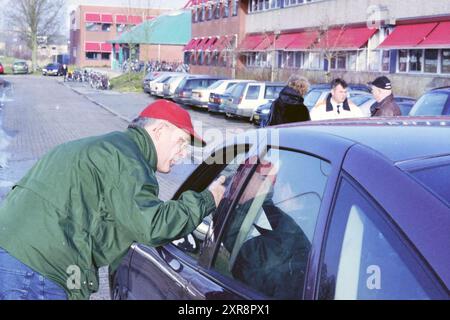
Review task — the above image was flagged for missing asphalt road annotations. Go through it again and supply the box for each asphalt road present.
[0,74,254,300]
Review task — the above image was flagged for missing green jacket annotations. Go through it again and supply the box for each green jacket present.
[0,127,216,300]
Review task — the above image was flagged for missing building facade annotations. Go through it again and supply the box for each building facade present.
[69,5,166,67]
[184,0,450,97]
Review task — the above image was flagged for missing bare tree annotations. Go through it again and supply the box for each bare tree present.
[5,0,66,71]
[312,16,347,82]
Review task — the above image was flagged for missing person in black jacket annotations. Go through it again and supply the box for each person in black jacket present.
[266,74,311,126]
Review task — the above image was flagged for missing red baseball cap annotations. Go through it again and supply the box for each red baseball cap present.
[139,100,206,147]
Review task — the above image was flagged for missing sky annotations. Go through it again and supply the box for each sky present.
[0,0,189,32]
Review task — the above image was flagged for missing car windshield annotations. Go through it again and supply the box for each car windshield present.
[409,162,450,206]
[304,90,328,109]
[207,80,225,90]
[409,92,449,116]
[351,95,373,106]
[265,86,284,100]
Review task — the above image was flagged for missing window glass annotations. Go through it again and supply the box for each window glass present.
[318,179,443,300]
[265,86,283,100]
[424,50,438,73]
[382,50,390,72]
[410,163,450,206]
[409,92,448,116]
[398,49,408,72]
[245,85,261,100]
[213,148,331,299]
[101,23,111,32]
[409,49,423,72]
[441,50,450,74]
[172,145,250,260]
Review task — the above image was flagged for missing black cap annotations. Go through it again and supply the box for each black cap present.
[368,76,392,90]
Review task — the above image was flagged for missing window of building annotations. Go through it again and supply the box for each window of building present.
[212,148,331,299]
[398,49,408,72]
[101,23,111,32]
[101,53,111,60]
[424,49,439,73]
[330,53,347,70]
[116,24,127,33]
[192,8,197,23]
[442,50,450,74]
[215,2,221,19]
[381,50,390,72]
[409,49,423,72]
[86,52,100,60]
[86,22,101,32]
[308,52,322,70]
[232,0,239,16]
[223,0,230,17]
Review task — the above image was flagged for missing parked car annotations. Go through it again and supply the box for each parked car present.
[304,86,370,110]
[0,62,4,74]
[111,117,450,300]
[409,87,450,116]
[142,71,171,93]
[354,95,417,117]
[209,81,255,114]
[224,82,285,119]
[191,80,248,109]
[163,74,190,100]
[12,61,28,74]
[252,102,272,126]
[42,63,63,76]
[173,75,226,106]
[149,73,184,97]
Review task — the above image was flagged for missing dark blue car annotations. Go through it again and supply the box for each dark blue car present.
[111,117,450,300]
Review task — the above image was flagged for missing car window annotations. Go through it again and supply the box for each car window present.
[172,145,251,261]
[409,93,449,116]
[304,90,326,109]
[207,80,224,90]
[230,83,246,98]
[351,95,373,107]
[226,82,238,90]
[245,85,261,100]
[318,178,444,300]
[409,162,450,206]
[264,86,283,100]
[213,148,331,299]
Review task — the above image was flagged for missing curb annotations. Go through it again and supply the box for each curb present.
[59,81,132,123]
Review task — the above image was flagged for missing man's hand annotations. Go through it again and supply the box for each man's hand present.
[208,176,226,208]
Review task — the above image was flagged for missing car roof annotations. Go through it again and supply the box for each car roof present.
[276,117,450,163]
[429,86,450,94]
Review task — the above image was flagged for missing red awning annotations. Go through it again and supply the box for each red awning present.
[146,16,156,20]
[416,21,450,48]
[85,13,101,23]
[286,31,319,50]
[254,35,275,51]
[116,15,127,24]
[205,37,219,51]
[312,27,376,50]
[211,36,230,51]
[85,42,101,52]
[128,15,143,25]
[378,22,438,49]
[101,43,112,52]
[101,14,113,23]
[197,38,212,51]
[239,35,265,51]
[274,33,299,50]
[184,38,199,51]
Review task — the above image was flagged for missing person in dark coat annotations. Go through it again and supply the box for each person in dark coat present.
[266,74,311,126]
[368,76,401,117]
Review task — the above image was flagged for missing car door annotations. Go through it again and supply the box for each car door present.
[316,174,448,299]
[126,142,259,299]
[242,84,262,111]
[183,145,335,300]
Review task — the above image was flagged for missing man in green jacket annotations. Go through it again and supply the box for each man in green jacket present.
[0,100,225,300]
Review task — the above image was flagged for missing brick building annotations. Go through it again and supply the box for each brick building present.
[69,5,166,67]
[184,0,450,97]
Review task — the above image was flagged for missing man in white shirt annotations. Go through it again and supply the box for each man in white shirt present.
[310,78,363,121]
